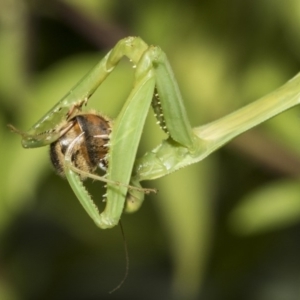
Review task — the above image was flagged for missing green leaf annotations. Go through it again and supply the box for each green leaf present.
[228,180,300,235]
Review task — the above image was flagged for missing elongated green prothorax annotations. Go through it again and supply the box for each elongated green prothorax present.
[9,37,300,229]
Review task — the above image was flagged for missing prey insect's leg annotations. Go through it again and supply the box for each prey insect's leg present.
[69,165,156,194]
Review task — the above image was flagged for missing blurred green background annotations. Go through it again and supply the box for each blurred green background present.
[2,0,300,299]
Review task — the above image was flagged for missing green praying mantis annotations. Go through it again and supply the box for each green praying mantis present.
[9,36,300,229]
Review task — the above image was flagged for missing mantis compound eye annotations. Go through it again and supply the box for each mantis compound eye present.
[50,113,112,178]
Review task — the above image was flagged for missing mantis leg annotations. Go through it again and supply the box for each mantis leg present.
[103,44,204,227]
[63,38,157,229]
[133,67,300,182]
[17,37,151,148]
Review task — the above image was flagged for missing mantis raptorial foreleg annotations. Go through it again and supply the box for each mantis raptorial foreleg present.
[133,72,300,182]
[9,37,201,229]
[100,41,202,228]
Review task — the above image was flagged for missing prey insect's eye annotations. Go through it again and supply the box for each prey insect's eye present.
[50,112,112,178]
